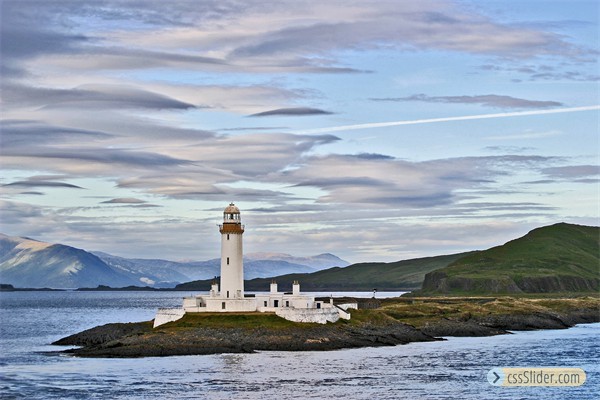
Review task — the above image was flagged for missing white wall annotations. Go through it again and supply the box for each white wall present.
[183,296,257,312]
[276,307,340,324]
[153,308,185,328]
[255,293,316,310]
[220,231,244,299]
[337,303,358,310]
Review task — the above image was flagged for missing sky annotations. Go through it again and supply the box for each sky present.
[1,0,598,263]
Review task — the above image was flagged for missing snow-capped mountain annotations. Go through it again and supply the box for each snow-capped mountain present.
[0,234,138,288]
[0,233,349,289]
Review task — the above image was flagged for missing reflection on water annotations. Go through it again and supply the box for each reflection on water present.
[0,291,597,399]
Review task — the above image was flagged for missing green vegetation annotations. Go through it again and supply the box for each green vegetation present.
[417,223,599,295]
[159,312,308,330]
[372,296,599,328]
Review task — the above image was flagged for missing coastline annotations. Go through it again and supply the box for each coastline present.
[52,296,600,358]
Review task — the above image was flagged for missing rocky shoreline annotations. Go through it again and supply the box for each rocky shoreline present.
[52,296,600,358]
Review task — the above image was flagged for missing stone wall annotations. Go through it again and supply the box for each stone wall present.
[276,307,340,324]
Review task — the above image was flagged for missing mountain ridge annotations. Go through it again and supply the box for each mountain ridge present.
[0,234,138,288]
[0,233,349,289]
[176,252,474,292]
[416,223,599,295]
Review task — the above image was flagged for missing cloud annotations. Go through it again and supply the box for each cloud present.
[4,147,192,170]
[371,94,563,109]
[353,153,395,160]
[2,83,197,110]
[484,146,536,153]
[2,122,339,199]
[100,198,147,204]
[0,27,89,73]
[278,154,554,207]
[225,4,583,62]
[181,133,340,177]
[1,0,591,80]
[114,133,341,197]
[0,200,47,226]
[249,107,333,117]
[541,165,600,179]
[220,126,289,131]
[479,64,599,82]
[3,180,85,189]
[18,191,45,196]
[0,120,114,148]
[99,198,162,208]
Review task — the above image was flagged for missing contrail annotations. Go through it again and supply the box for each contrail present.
[297,105,600,134]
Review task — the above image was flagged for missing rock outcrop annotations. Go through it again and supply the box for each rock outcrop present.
[51,296,600,358]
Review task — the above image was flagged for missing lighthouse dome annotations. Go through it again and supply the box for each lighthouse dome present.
[223,203,242,224]
[224,203,240,214]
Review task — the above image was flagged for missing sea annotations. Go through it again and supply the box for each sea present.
[0,291,598,399]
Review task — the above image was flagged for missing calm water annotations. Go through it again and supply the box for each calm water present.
[0,291,598,399]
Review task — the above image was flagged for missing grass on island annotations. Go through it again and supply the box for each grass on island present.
[158,312,312,330]
[153,295,600,332]
[375,296,600,328]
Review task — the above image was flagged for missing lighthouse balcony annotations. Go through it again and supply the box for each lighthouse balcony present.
[218,224,245,234]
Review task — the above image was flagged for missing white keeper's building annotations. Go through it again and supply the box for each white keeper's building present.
[154,203,354,327]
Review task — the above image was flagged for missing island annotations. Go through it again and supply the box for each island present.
[52,296,599,357]
[51,215,599,357]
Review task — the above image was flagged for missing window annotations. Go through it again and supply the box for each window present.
[316,302,321,309]
[227,257,229,265]
[227,234,230,240]
[285,301,289,307]
[264,301,268,307]
[222,302,226,310]
[274,300,279,307]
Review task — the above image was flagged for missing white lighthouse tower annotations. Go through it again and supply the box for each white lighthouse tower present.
[219,203,244,299]
[154,202,354,326]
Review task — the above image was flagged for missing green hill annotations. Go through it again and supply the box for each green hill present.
[417,223,599,295]
[176,252,472,292]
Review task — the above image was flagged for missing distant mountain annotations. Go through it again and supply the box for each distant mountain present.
[246,260,319,278]
[245,252,350,269]
[0,233,348,289]
[93,255,324,283]
[0,234,137,288]
[176,252,472,292]
[417,223,600,295]
[91,252,191,287]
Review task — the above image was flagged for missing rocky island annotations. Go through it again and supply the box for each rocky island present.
[50,215,599,358]
[52,296,599,358]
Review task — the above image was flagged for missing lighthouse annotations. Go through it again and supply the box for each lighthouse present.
[155,202,353,327]
[219,203,244,299]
